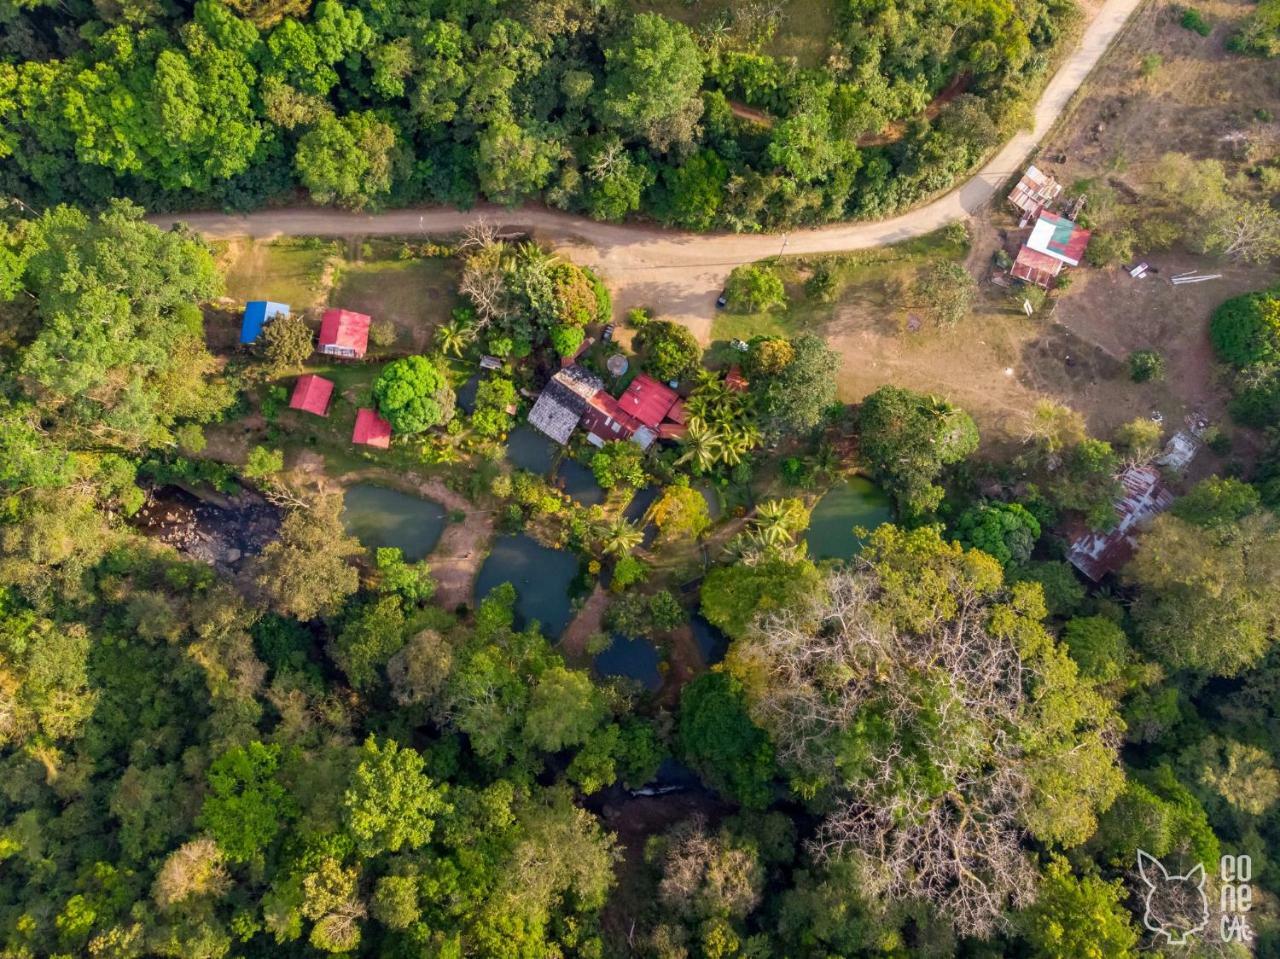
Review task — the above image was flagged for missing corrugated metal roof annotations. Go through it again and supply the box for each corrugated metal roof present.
[1066,465,1174,581]
[1011,245,1064,288]
[618,374,678,428]
[241,301,290,344]
[1027,212,1091,266]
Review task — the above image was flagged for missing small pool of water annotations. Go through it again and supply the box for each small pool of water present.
[697,483,723,520]
[595,633,663,691]
[623,485,661,522]
[456,373,481,415]
[690,615,728,666]
[556,459,605,506]
[506,425,558,475]
[805,477,892,561]
[341,484,446,562]
[475,534,578,637]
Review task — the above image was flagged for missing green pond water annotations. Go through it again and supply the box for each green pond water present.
[555,460,605,506]
[595,634,662,691]
[341,484,446,562]
[475,534,578,638]
[804,477,892,561]
[506,425,557,475]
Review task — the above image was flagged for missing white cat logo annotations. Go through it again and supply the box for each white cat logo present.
[1138,850,1209,945]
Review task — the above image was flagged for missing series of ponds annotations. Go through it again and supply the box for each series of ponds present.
[337,475,888,684]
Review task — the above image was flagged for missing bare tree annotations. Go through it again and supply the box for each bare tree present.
[729,566,1118,937]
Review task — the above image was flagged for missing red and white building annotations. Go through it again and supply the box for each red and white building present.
[318,308,372,359]
[527,368,687,451]
[1011,211,1091,289]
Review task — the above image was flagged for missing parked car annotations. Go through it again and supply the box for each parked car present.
[715,291,728,309]
[601,323,615,342]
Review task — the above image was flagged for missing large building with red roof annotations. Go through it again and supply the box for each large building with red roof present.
[527,367,687,451]
[1011,211,1091,289]
[352,408,392,448]
[288,374,334,417]
[318,308,372,359]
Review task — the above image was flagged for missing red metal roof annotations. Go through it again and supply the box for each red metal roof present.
[289,374,334,417]
[1027,212,1091,266]
[666,398,688,424]
[617,374,678,429]
[581,390,643,442]
[352,408,392,448]
[318,308,371,357]
[1011,245,1064,288]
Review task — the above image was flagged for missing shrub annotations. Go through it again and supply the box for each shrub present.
[635,320,701,382]
[1128,349,1165,383]
[1210,290,1280,367]
[1140,53,1164,76]
[1180,8,1211,36]
[368,319,397,349]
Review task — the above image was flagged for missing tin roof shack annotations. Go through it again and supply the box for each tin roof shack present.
[1011,246,1064,288]
[318,308,372,359]
[1066,465,1175,581]
[289,374,335,417]
[241,301,290,345]
[527,366,605,445]
[1026,212,1091,266]
[1008,164,1062,220]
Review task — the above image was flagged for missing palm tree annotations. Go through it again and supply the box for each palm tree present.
[753,499,796,547]
[597,518,643,558]
[676,419,722,472]
[434,321,474,357]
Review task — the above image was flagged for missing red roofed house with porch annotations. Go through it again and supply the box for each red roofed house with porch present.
[289,374,334,417]
[352,408,392,449]
[318,308,372,359]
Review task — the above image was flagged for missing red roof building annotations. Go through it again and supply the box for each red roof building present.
[318,308,372,359]
[288,374,334,417]
[1011,246,1064,288]
[1026,212,1091,266]
[352,408,392,449]
[616,374,679,429]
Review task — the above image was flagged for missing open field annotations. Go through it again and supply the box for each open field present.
[215,236,338,311]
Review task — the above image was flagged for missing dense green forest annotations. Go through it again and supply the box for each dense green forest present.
[1,0,1076,227]
[2,193,1280,958]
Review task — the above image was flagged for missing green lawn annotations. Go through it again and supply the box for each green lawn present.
[329,255,460,354]
[217,237,338,311]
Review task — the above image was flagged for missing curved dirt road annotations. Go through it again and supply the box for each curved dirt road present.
[168,0,1139,339]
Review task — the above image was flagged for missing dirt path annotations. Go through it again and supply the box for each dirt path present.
[559,582,610,661]
[160,0,1140,343]
[334,468,495,611]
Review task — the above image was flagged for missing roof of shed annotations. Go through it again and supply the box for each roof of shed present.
[352,408,392,448]
[289,374,334,417]
[319,308,372,353]
[241,301,290,344]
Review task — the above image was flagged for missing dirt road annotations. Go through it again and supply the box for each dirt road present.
[164,0,1141,340]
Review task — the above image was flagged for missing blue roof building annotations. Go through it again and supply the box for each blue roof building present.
[241,301,290,344]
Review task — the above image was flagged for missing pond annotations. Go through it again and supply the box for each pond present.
[475,534,578,638]
[341,484,446,562]
[689,614,729,666]
[804,477,892,561]
[506,425,557,475]
[697,482,723,520]
[623,485,661,522]
[455,373,481,415]
[594,633,663,691]
[556,459,605,507]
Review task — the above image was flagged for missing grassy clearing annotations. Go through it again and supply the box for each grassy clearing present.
[217,237,339,311]
[329,251,460,355]
[629,0,837,69]
[710,227,971,346]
